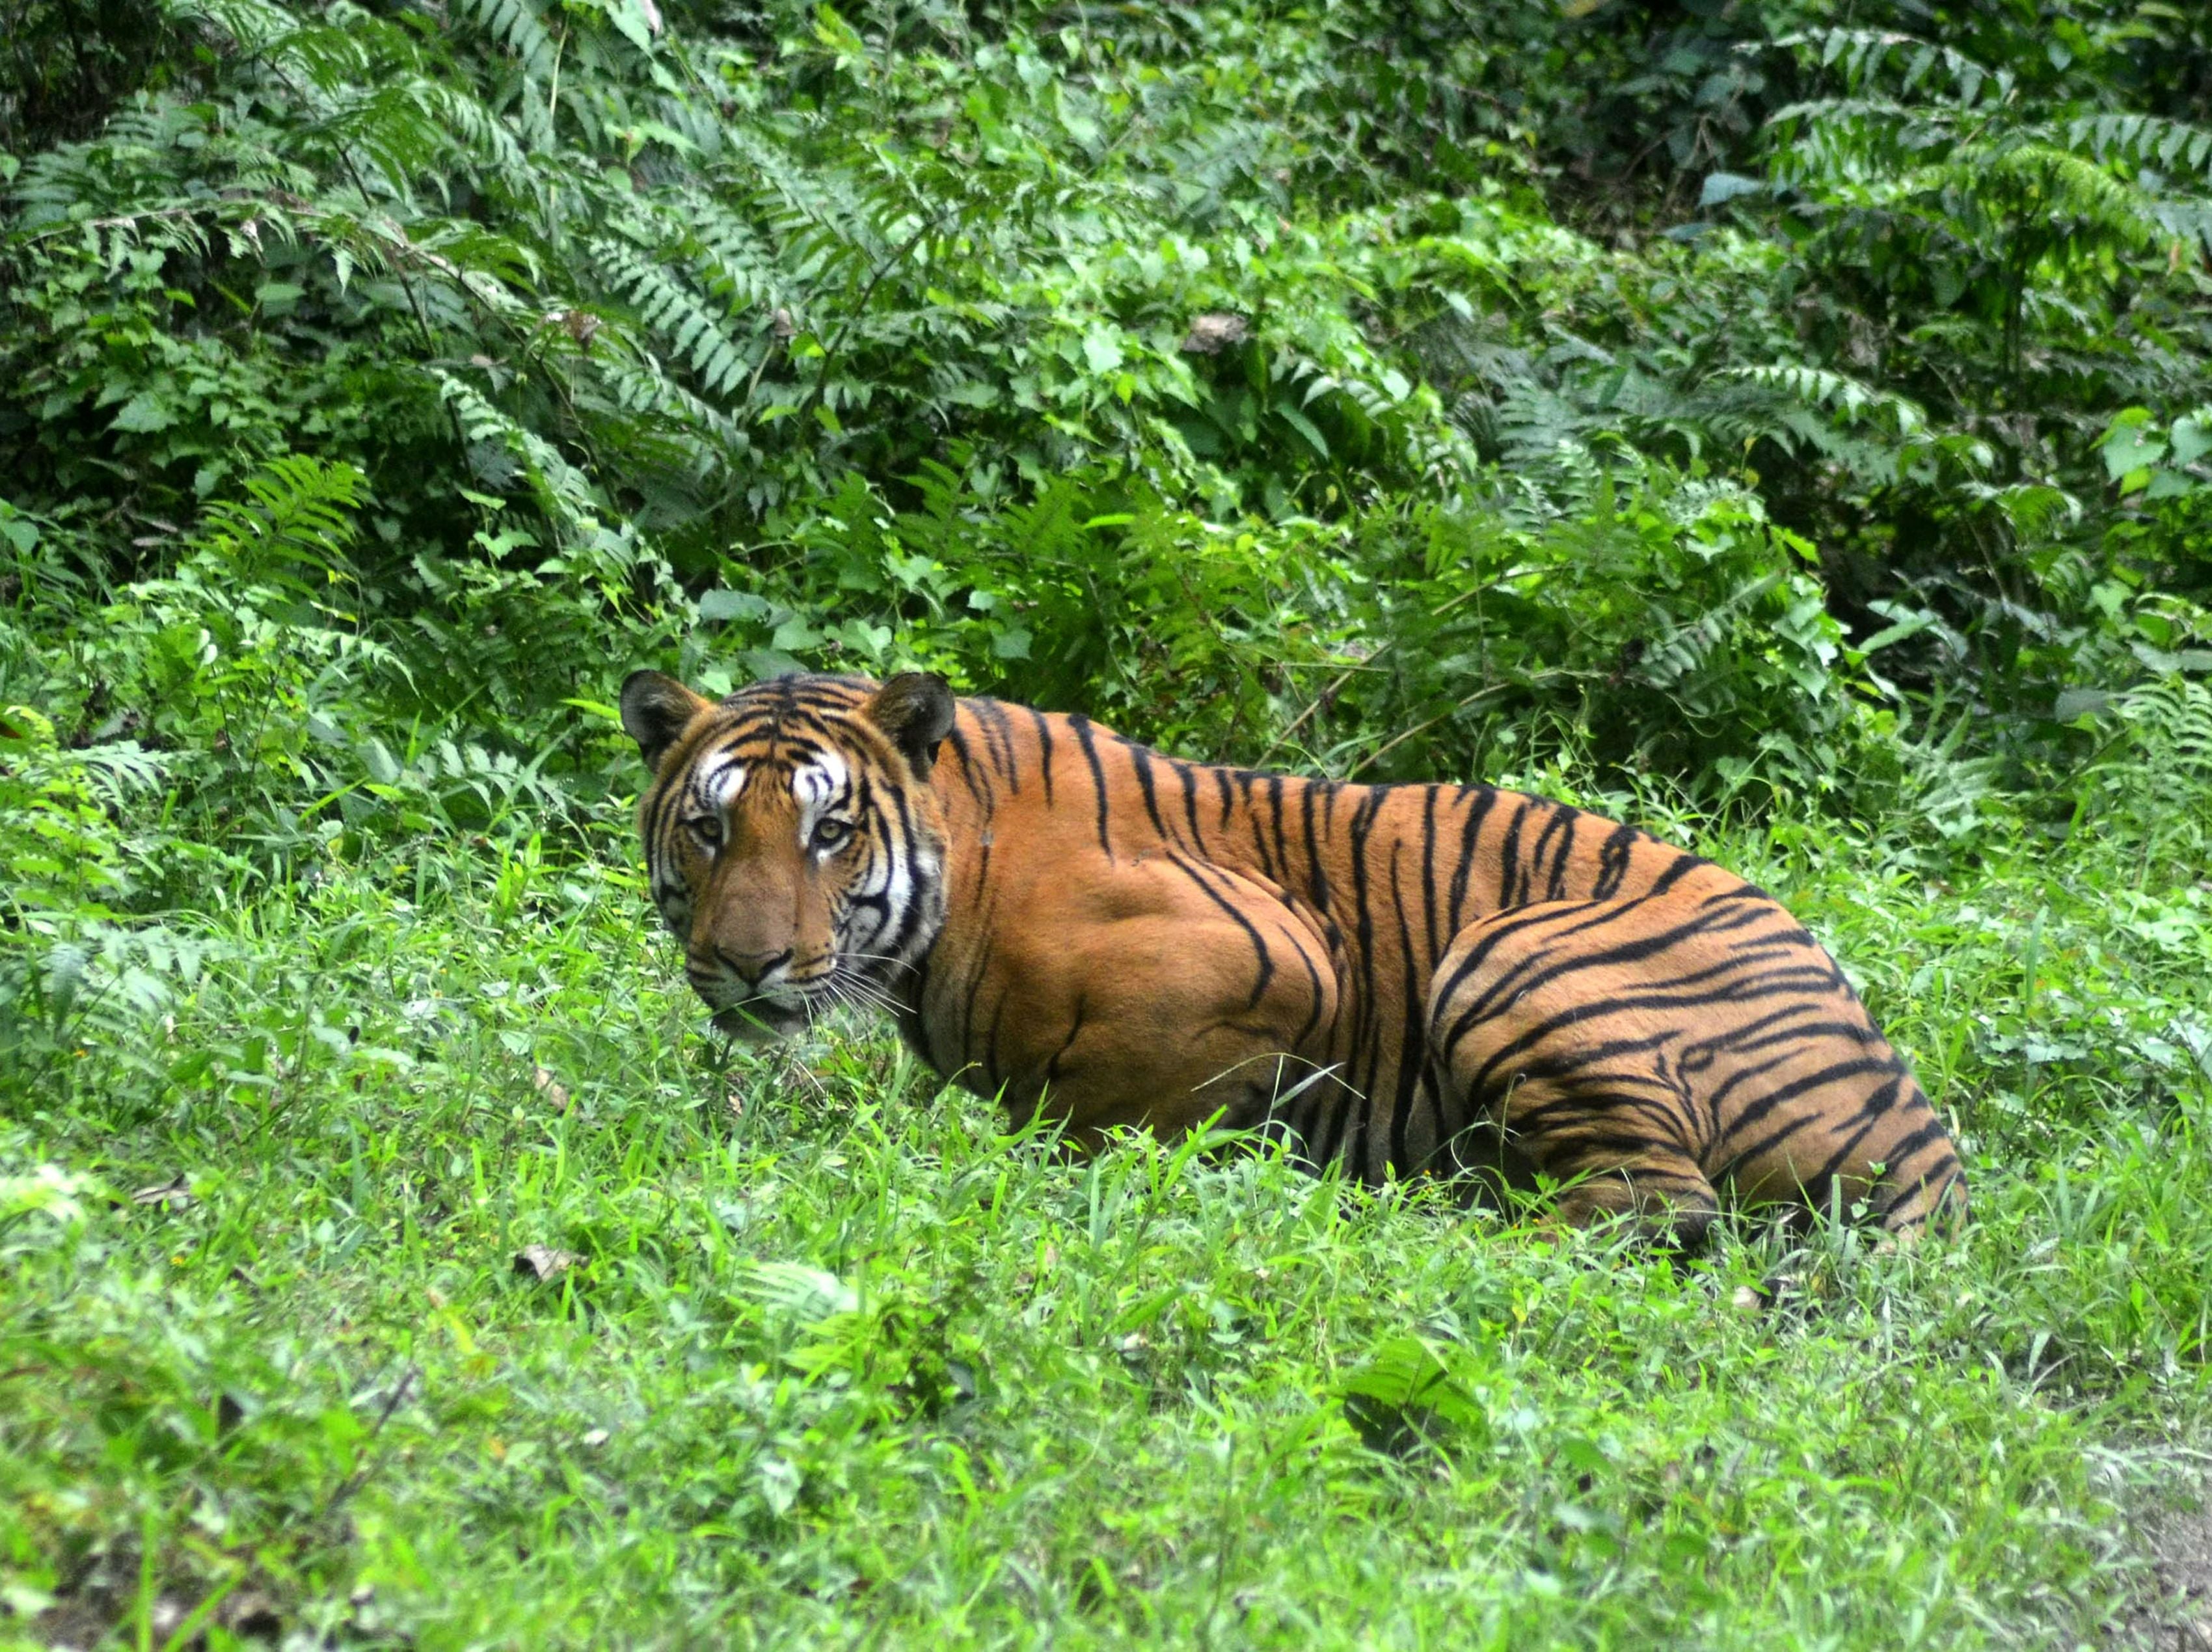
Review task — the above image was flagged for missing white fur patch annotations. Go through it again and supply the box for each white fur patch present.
[697,758,749,809]
[791,752,851,853]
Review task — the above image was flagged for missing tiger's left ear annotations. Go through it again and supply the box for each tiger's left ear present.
[864,671,955,776]
[619,669,711,771]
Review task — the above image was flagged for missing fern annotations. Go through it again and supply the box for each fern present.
[591,239,756,398]
[452,0,562,85]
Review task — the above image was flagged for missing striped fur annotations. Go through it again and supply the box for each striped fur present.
[621,669,1966,1243]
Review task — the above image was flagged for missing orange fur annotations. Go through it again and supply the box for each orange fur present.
[621,670,1965,1244]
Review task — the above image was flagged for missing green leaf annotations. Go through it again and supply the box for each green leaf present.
[1082,328,1126,375]
[2169,417,2211,468]
[1340,1335,1489,1452]
[698,589,771,623]
[111,393,176,434]
[1276,403,1330,460]
[1699,171,1765,207]
[0,512,39,556]
[2101,414,2166,484]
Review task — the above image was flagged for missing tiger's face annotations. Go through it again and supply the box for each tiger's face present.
[619,670,956,1041]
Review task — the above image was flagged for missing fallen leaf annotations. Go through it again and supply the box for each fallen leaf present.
[532,1066,571,1112]
[132,1176,194,1211]
[513,1244,578,1282]
[1180,312,1248,354]
[223,1588,282,1637]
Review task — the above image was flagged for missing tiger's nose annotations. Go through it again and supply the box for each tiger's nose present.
[711,945,790,987]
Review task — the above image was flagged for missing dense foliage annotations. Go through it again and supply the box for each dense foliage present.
[3,0,2211,1644]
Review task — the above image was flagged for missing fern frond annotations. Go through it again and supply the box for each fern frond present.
[589,239,756,397]
[452,0,561,83]
[1774,29,2013,111]
[2059,113,2212,185]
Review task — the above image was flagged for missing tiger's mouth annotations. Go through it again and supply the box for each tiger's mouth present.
[708,997,811,1043]
[701,970,857,1041]
[694,956,896,1043]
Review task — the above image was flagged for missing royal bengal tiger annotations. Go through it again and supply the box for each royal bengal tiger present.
[619,668,1965,1246]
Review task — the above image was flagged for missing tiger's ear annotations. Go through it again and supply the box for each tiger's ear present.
[619,669,711,771]
[864,671,955,775]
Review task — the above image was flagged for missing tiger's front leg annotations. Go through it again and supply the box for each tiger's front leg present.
[921,853,1342,1150]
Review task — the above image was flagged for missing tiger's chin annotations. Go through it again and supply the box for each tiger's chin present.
[708,1000,811,1043]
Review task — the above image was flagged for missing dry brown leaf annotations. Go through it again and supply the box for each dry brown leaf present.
[532,1065,571,1112]
[513,1244,578,1282]
[131,1176,193,1211]
[1180,312,1248,354]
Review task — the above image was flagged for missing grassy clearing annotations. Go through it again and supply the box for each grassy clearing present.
[5,771,2209,1649]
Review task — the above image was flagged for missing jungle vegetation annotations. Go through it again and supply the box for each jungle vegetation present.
[3,0,2209,1644]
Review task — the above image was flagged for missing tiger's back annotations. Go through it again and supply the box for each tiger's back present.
[621,670,1966,1241]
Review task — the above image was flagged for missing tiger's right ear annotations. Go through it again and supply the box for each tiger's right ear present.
[864,671,956,776]
[619,669,711,771]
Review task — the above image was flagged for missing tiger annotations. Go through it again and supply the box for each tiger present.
[618,667,1966,1246]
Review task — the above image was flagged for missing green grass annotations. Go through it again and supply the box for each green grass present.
[5,791,2210,1649]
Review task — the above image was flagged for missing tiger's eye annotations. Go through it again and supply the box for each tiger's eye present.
[685,814,723,851]
[812,818,853,853]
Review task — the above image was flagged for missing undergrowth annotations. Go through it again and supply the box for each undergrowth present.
[5,0,2212,1643]
[3,741,2207,1648]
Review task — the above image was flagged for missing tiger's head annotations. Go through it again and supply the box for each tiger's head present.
[618,669,956,1041]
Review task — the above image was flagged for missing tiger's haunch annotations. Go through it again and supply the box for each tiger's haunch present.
[620,669,1965,1244]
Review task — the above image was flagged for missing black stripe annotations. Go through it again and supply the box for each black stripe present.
[1028,706,1057,804]
[1446,787,1496,933]
[1496,798,1531,909]
[1300,780,1332,914]
[1592,823,1639,899]
[1387,840,1426,1177]
[1163,854,1276,1012]
[1127,741,1171,840]
[1070,715,1114,859]
[1174,760,1206,851]
[973,699,1021,791]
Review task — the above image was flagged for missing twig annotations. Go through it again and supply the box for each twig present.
[1252,665,1356,769]
[794,211,949,432]
[1342,670,1578,782]
[1254,585,1494,770]
[315,1366,418,1528]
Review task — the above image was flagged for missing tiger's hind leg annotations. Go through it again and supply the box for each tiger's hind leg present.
[1425,889,1966,1244]
[1464,1070,1722,1250]
[1427,898,1722,1247]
